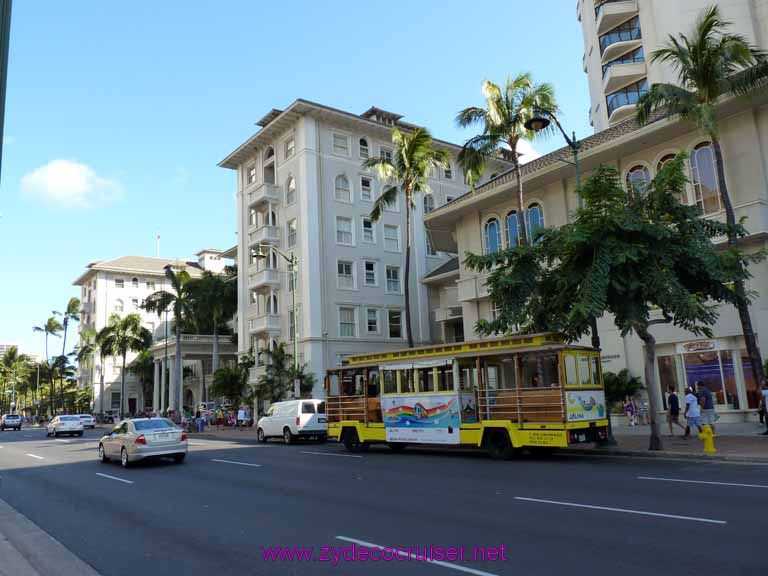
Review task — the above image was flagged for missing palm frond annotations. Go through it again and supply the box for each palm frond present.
[370,185,399,222]
[636,83,697,125]
[455,106,486,128]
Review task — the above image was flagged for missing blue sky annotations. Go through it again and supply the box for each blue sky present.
[0,0,591,358]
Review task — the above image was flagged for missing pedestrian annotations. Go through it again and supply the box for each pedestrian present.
[760,381,768,436]
[666,385,686,437]
[624,396,636,426]
[684,386,702,438]
[638,398,649,425]
[696,381,718,435]
[215,407,224,431]
[237,407,246,430]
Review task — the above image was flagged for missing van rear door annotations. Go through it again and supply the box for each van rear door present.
[298,401,327,433]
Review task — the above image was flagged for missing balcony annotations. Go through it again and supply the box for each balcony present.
[247,182,281,206]
[434,306,464,323]
[599,15,641,62]
[248,314,281,334]
[603,60,646,93]
[248,225,280,246]
[457,274,490,302]
[248,268,281,290]
[607,78,648,124]
[595,0,638,36]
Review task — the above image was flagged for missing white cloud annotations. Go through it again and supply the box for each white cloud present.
[21,159,122,209]
[517,140,542,164]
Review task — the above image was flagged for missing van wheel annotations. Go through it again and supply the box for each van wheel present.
[486,429,515,461]
[283,428,294,445]
[342,429,369,453]
[257,428,266,443]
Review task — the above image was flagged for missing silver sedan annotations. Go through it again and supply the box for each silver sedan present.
[98,418,187,468]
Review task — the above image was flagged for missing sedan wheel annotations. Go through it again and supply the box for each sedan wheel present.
[120,447,130,468]
[99,444,109,463]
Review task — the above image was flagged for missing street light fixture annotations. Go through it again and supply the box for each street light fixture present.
[253,243,300,398]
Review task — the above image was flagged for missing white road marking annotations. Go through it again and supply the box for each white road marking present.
[23,434,34,438]
[300,450,363,459]
[638,476,768,489]
[514,497,726,525]
[96,473,133,485]
[211,459,261,468]
[336,536,499,576]
[25,454,44,460]
[54,439,71,443]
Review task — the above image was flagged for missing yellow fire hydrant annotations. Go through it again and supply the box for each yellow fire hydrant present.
[698,425,717,454]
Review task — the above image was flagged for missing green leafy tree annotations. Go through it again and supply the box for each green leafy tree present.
[75,328,98,411]
[99,313,152,417]
[363,127,449,347]
[210,353,255,411]
[129,349,155,413]
[254,342,316,404]
[0,346,31,413]
[637,5,767,390]
[456,73,557,245]
[53,297,81,412]
[466,158,758,450]
[603,370,644,414]
[143,266,195,413]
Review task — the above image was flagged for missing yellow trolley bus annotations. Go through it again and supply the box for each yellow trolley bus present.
[325,333,608,459]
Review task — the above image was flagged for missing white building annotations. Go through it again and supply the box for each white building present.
[0,341,18,357]
[582,0,768,131]
[219,100,507,395]
[73,249,228,414]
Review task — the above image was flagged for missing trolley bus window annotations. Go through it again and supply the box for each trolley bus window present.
[437,365,454,392]
[502,359,517,390]
[590,355,602,387]
[520,352,559,388]
[564,354,578,388]
[383,370,397,394]
[354,373,365,395]
[486,365,500,390]
[418,368,435,393]
[328,373,340,396]
[401,369,415,393]
[458,363,476,391]
[367,370,380,396]
[578,354,592,386]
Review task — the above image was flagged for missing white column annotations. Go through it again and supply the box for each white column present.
[153,361,160,412]
[160,358,167,413]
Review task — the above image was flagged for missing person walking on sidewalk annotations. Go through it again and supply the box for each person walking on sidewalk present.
[760,381,768,436]
[684,386,702,438]
[697,381,718,435]
[624,396,636,426]
[667,386,686,437]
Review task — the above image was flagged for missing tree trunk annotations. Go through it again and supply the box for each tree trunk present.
[712,138,766,388]
[511,146,529,246]
[404,188,414,348]
[121,353,127,418]
[636,323,663,451]
[212,322,219,375]
[99,356,105,418]
[173,330,182,415]
[59,319,69,413]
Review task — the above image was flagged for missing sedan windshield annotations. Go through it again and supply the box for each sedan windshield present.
[133,419,175,431]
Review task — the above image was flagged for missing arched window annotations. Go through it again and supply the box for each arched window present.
[484,218,502,254]
[270,293,279,314]
[334,175,351,203]
[505,211,520,248]
[286,176,296,205]
[131,277,139,288]
[526,203,544,242]
[268,209,277,227]
[657,154,676,173]
[626,165,651,196]
[423,194,435,214]
[359,138,369,160]
[690,142,721,215]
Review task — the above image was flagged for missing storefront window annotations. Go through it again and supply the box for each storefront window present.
[683,351,725,405]
[742,351,760,409]
[720,351,740,409]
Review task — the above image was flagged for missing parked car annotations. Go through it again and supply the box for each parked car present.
[98,418,187,468]
[1,414,22,431]
[47,415,84,437]
[257,399,327,444]
[78,414,96,429]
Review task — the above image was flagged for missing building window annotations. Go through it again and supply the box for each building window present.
[249,207,258,227]
[426,234,437,256]
[606,78,648,118]
[362,218,375,243]
[359,138,369,159]
[380,146,393,163]
[131,298,139,310]
[446,196,454,204]
[366,308,379,333]
[599,15,642,55]
[384,224,400,252]
[131,277,139,288]
[335,174,351,203]
[626,165,651,196]
[484,218,502,254]
[526,203,545,242]
[657,154,677,173]
[506,211,520,248]
[114,299,124,313]
[114,278,124,289]
[444,165,452,180]
[146,280,155,290]
[386,266,401,293]
[285,137,295,159]
[360,176,372,201]
[388,310,402,339]
[339,307,356,338]
[336,216,353,245]
[286,176,296,205]
[333,133,349,156]
[690,142,722,215]
[423,194,435,214]
[287,219,297,248]
[364,260,377,286]
[247,164,256,185]
[337,260,355,290]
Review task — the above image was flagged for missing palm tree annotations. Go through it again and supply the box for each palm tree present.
[143,265,195,414]
[99,313,152,418]
[54,297,81,412]
[0,346,31,413]
[75,328,98,412]
[637,5,767,390]
[363,127,449,347]
[33,316,63,416]
[254,342,316,404]
[456,73,557,246]
[187,270,237,398]
[129,349,155,414]
[95,326,111,417]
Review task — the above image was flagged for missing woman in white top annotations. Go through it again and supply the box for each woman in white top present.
[684,386,702,438]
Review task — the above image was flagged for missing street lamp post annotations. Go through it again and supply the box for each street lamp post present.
[525,110,617,445]
[253,243,300,397]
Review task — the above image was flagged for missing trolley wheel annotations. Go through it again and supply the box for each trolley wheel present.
[386,442,407,452]
[342,429,369,453]
[486,429,515,461]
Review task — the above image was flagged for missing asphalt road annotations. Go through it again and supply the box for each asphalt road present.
[0,427,765,576]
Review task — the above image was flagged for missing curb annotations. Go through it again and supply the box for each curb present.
[560,446,768,464]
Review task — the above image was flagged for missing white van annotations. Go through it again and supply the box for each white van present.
[257,399,326,444]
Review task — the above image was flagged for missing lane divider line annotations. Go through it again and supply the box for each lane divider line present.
[514,496,726,525]
[211,459,261,468]
[96,472,134,485]
[638,476,768,489]
[25,453,44,460]
[336,536,499,576]
[300,451,363,459]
